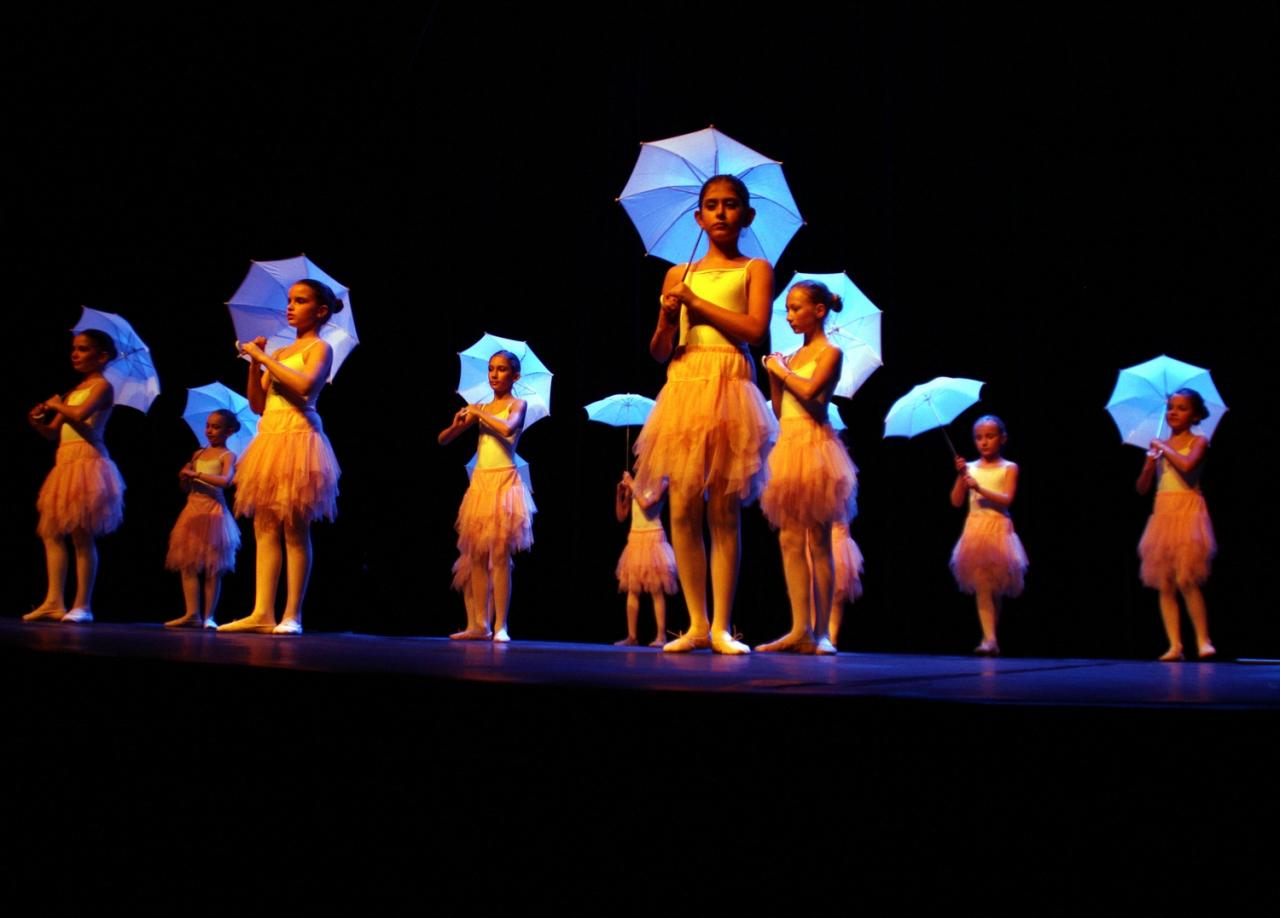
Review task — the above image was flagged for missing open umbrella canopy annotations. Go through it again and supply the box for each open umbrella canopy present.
[618,126,804,265]
[584,393,656,428]
[225,254,359,382]
[457,333,553,429]
[884,377,985,441]
[770,271,883,397]
[827,402,847,432]
[180,382,258,455]
[72,307,160,412]
[1105,354,1228,448]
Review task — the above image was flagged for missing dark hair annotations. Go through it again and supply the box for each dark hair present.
[1171,387,1209,422]
[491,349,521,374]
[209,408,242,434]
[294,278,344,324]
[790,280,845,315]
[973,414,1007,436]
[76,328,118,361]
[699,174,750,208]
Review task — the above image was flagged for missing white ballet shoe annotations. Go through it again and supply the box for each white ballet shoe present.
[492,628,511,643]
[203,618,219,630]
[218,615,277,633]
[61,608,94,624]
[272,620,303,636]
[815,636,838,656]
[663,632,710,653]
[755,632,817,654]
[974,639,1000,657]
[22,607,67,622]
[1197,643,1217,661]
[710,630,750,655]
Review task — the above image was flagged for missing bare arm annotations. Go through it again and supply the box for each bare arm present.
[667,259,773,346]
[650,264,685,362]
[467,399,526,440]
[245,339,269,415]
[1136,453,1158,495]
[28,402,61,440]
[633,475,668,511]
[765,357,785,418]
[971,462,1018,510]
[615,473,633,522]
[438,406,478,445]
[43,378,113,439]
[950,455,971,508]
[1149,436,1207,476]
[241,338,332,403]
[765,347,842,405]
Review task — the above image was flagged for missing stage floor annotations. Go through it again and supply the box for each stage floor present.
[4,618,1277,710]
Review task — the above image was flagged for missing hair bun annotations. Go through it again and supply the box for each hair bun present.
[829,293,844,313]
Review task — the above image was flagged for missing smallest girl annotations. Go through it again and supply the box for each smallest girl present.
[164,410,241,629]
[950,415,1027,656]
[25,329,124,624]
[613,470,676,647]
[1136,388,1216,661]
[438,350,535,642]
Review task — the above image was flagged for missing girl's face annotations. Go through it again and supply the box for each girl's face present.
[488,355,519,395]
[205,413,231,447]
[784,288,826,335]
[694,180,752,241]
[70,334,109,375]
[286,283,329,331]
[1165,395,1197,433]
[973,421,1006,459]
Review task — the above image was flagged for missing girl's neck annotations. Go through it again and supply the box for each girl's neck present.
[295,326,321,342]
[976,453,1003,466]
[801,328,829,348]
[77,370,104,385]
[698,238,744,266]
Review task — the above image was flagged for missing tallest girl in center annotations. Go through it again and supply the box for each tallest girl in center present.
[633,175,777,654]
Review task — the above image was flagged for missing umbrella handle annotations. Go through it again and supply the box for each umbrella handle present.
[625,426,631,472]
[924,396,961,459]
[681,229,705,281]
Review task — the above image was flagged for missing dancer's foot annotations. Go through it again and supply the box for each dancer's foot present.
[202,617,218,630]
[22,605,67,622]
[1158,646,1185,662]
[164,613,201,628]
[613,636,638,647]
[710,630,751,655]
[974,639,1000,657]
[663,631,710,653]
[815,636,838,656]
[272,619,303,636]
[450,626,492,641]
[492,628,510,643]
[61,607,93,624]
[755,631,817,654]
[1197,642,1217,661]
[218,614,277,633]
[647,636,666,648]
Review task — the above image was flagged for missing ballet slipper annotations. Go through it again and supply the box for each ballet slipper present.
[613,636,638,647]
[202,618,219,630]
[815,636,838,656]
[218,614,277,633]
[710,630,751,655]
[1158,647,1185,662]
[492,628,511,643]
[974,639,1000,657]
[164,613,202,629]
[663,632,710,653]
[755,632,816,654]
[61,608,94,624]
[22,606,67,622]
[450,627,492,641]
[272,620,303,636]
[1197,643,1217,661]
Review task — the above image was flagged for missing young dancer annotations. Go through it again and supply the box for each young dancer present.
[613,470,675,647]
[25,329,125,624]
[757,280,857,654]
[164,410,240,629]
[221,280,342,635]
[1135,389,1216,661]
[633,175,776,654]
[438,350,534,642]
[950,415,1027,656]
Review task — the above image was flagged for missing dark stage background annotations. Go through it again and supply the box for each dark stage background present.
[4,5,1277,659]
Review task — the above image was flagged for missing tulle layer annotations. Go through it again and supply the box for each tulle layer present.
[455,465,536,566]
[165,493,241,574]
[233,408,340,524]
[36,441,125,538]
[633,346,777,505]
[615,527,678,595]
[1138,491,1216,588]
[950,513,1027,597]
[760,417,858,529]
[832,523,864,603]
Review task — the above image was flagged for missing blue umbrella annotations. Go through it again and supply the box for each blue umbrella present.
[180,382,259,455]
[72,306,160,412]
[617,126,803,266]
[585,393,656,468]
[883,377,985,457]
[1105,355,1227,449]
[770,271,883,398]
[225,254,359,382]
[457,333,554,429]
[827,402,847,432]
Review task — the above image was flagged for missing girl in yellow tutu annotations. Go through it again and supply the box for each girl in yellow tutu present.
[612,470,675,647]
[757,280,858,654]
[164,410,240,629]
[438,350,534,642]
[1135,389,1216,661]
[221,280,342,635]
[25,329,124,624]
[633,175,777,654]
[950,415,1027,656]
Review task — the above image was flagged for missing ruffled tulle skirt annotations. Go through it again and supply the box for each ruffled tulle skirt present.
[165,492,241,574]
[760,416,858,529]
[234,407,340,524]
[832,523,864,603]
[36,441,125,539]
[454,465,536,574]
[615,527,678,595]
[633,346,777,505]
[950,512,1027,597]
[1138,491,1215,588]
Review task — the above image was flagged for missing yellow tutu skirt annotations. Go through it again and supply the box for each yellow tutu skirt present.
[832,523,864,603]
[165,492,241,574]
[615,527,678,595]
[234,407,340,524]
[455,465,536,566]
[1138,491,1216,588]
[950,513,1028,597]
[36,440,125,539]
[760,416,858,529]
[633,346,776,504]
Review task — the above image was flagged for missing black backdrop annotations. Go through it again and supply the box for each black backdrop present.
[5,5,1276,658]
